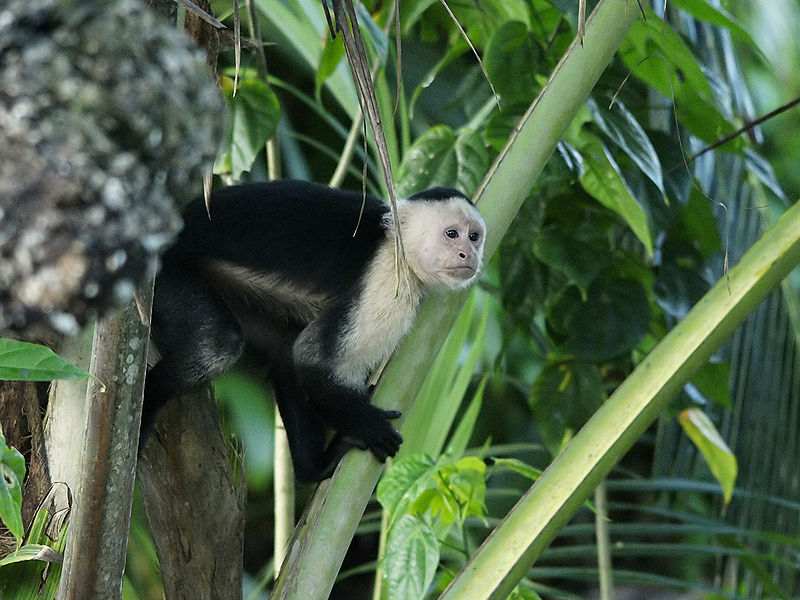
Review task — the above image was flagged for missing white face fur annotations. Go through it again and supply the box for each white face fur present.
[397,196,486,290]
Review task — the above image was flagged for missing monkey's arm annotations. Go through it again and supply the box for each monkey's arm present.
[294,361,403,461]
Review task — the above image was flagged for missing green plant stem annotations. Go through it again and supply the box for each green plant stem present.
[439,200,800,599]
[595,481,615,600]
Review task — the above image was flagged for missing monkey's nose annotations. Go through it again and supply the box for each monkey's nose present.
[458,251,466,259]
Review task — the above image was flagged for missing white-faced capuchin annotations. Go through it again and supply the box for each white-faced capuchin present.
[143,180,486,482]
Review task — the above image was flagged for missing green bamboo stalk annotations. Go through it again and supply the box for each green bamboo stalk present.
[439,201,800,599]
[271,1,640,598]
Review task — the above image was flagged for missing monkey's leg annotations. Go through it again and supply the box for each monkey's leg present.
[241,319,338,483]
[142,268,244,443]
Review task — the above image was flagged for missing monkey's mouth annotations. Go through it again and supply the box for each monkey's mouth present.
[446,266,477,278]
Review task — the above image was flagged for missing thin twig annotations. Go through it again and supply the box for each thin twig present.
[171,0,226,29]
[438,0,500,109]
[672,95,800,171]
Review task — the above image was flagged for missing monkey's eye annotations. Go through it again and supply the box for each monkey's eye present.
[445,229,459,239]
[469,232,480,242]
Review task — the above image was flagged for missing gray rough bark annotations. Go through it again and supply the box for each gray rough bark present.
[55,267,154,600]
[138,390,246,600]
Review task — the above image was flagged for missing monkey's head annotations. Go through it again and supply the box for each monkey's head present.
[397,188,486,291]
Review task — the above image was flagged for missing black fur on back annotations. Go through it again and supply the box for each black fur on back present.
[162,180,390,295]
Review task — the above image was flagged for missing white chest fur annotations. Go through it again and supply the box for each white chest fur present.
[334,243,422,385]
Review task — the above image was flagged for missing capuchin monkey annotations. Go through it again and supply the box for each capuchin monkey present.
[143,180,486,482]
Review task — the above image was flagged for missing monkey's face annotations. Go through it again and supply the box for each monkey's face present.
[400,198,486,290]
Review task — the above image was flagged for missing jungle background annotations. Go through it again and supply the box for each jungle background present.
[1,0,799,599]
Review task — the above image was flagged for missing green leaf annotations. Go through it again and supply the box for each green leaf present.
[554,278,650,362]
[315,35,345,102]
[678,408,737,505]
[619,15,739,146]
[529,361,604,456]
[506,586,543,600]
[0,427,25,541]
[0,544,62,566]
[490,457,543,482]
[442,457,487,521]
[533,224,612,300]
[682,186,723,258]
[383,514,439,600]
[444,376,487,457]
[586,97,664,194]
[399,0,439,33]
[377,454,439,529]
[578,134,653,255]
[217,76,281,179]
[668,0,762,54]
[689,360,731,409]
[484,21,541,105]
[396,126,488,198]
[483,103,526,152]
[0,338,90,382]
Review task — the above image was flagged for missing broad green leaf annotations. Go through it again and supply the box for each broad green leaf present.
[484,103,527,152]
[443,457,487,521]
[0,428,25,541]
[689,360,731,409]
[376,454,439,529]
[678,408,737,505]
[0,338,90,381]
[654,262,710,320]
[529,361,604,456]
[533,224,612,300]
[578,134,653,255]
[484,21,541,105]
[383,514,439,600]
[396,126,488,198]
[625,11,711,98]
[399,0,438,33]
[586,97,664,194]
[217,76,280,179]
[555,277,650,362]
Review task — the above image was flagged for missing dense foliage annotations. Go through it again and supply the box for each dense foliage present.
[1,0,798,598]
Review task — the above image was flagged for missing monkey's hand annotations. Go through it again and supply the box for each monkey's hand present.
[342,406,403,462]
